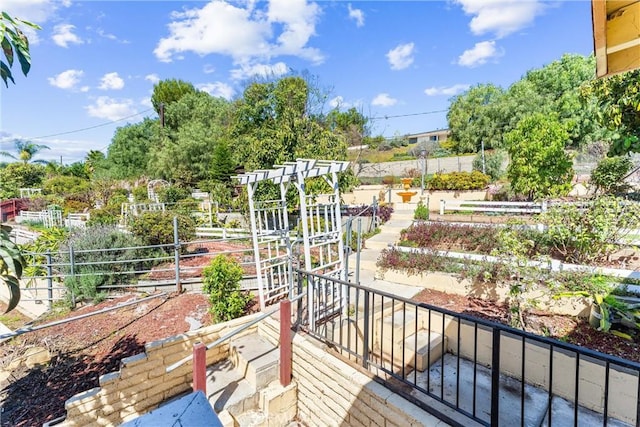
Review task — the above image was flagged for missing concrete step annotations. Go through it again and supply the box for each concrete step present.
[349,249,379,270]
[378,311,419,347]
[230,333,279,390]
[404,330,446,372]
[390,212,415,221]
[380,219,414,230]
[234,409,268,427]
[207,358,259,416]
[364,236,395,250]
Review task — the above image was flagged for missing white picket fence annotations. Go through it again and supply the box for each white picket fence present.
[16,210,63,228]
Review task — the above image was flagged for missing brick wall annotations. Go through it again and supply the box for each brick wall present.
[289,326,446,427]
[60,314,261,426]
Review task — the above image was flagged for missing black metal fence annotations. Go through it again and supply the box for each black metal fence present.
[294,268,640,427]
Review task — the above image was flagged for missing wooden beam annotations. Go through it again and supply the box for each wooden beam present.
[593,0,608,77]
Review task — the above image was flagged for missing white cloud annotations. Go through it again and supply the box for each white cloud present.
[86,97,137,121]
[424,84,471,96]
[48,69,83,89]
[329,96,353,109]
[145,74,160,84]
[230,62,289,81]
[371,93,397,107]
[154,0,323,65]
[457,41,502,67]
[96,28,129,44]
[3,0,71,44]
[203,64,216,74]
[52,24,83,48]
[140,97,153,108]
[348,4,364,27]
[386,43,415,70]
[454,0,546,38]
[98,72,125,90]
[3,0,62,23]
[197,82,235,100]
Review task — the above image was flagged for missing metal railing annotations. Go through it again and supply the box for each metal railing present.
[295,268,640,427]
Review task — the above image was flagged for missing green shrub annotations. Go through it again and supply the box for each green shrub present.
[132,186,149,202]
[541,196,640,264]
[158,185,191,204]
[427,171,490,191]
[129,211,195,247]
[57,226,158,303]
[414,200,429,220]
[42,176,91,202]
[590,156,633,195]
[202,255,250,322]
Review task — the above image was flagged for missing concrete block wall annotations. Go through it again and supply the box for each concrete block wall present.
[290,330,447,427]
[59,314,262,426]
[447,321,638,425]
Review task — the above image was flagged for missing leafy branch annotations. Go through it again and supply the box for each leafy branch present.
[1,11,41,87]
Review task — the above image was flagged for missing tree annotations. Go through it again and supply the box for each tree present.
[211,138,235,184]
[0,162,46,198]
[583,69,640,156]
[447,83,505,153]
[0,139,49,163]
[148,91,232,184]
[85,150,106,176]
[106,118,159,179]
[505,113,574,200]
[0,225,24,312]
[150,78,197,116]
[0,12,41,87]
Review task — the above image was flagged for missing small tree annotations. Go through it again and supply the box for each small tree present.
[202,255,250,322]
[129,211,195,248]
[505,113,573,200]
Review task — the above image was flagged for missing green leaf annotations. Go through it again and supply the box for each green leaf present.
[0,60,14,87]
[2,274,21,313]
[14,40,30,76]
[1,35,12,66]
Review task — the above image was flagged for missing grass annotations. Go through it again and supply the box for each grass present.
[348,146,415,163]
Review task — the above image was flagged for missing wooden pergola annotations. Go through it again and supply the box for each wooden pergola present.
[592,0,640,77]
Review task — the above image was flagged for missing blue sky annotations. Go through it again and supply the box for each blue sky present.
[1,0,594,164]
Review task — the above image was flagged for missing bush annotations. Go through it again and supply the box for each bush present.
[427,171,490,191]
[202,255,250,322]
[400,222,500,254]
[57,226,157,303]
[158,185,191,204]
[129,211,195,248]
[540,196,640,264]
[590,156,633,195]
[43,176,91,202]
[414,200,429,220]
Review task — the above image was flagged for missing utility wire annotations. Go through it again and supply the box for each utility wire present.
[31,108,156,140]
[369,109,448,121]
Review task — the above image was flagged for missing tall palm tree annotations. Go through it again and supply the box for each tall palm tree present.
[0,139,50,164]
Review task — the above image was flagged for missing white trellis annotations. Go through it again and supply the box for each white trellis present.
[147,179,169,203]
[236,159,349,322]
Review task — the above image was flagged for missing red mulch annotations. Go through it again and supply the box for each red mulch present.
[0,292,259,427]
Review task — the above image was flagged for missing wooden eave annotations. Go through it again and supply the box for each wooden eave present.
[592,0,640,77]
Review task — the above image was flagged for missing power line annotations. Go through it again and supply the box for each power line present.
[31,108,156,140]
[369,109,448,121]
